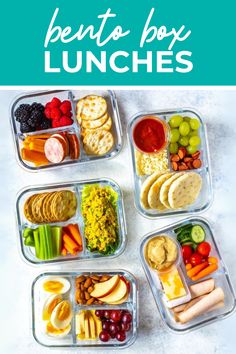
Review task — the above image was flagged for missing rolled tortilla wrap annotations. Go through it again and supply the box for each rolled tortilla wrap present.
[190,278,215,299]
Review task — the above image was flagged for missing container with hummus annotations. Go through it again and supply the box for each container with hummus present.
[140,217,236,333]
[16,178,127,265]
[128,109,212,219]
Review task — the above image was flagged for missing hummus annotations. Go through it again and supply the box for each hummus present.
[145,235,178,272]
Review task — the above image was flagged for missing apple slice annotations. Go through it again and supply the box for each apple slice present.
[90,275,120,298]
[108,291,129,305]
[99,278,127,304]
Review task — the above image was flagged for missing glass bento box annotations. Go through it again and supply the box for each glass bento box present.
[10,90,123,171]
[127,109,213,218]
[16,178,127,265]
[140,217,236,333]
[31,270,138,349]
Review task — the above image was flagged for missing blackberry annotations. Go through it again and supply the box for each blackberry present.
[15,105,31,122]
[20,122,33,133]
[31,102,44,112]
[39,119,51,130]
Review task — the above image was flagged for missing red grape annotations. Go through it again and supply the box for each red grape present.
[104,310,111,319]
[99,330,110,342]
[109,322,120,334]
[102,320,110,331]
[110,310,122,323]
[121,322,131,332]
[116,330,126,342]
[95,310,104,318]
[122,312,132,324]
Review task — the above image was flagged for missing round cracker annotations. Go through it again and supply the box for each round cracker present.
[76,98,84,124]
[168,172,202,209]
[83,130,114,155]
[24,194,38,222]
[148,172,175,210]
[80,95,107,120]
[81,112,108,129]
[140,171,165,209]
[31,193,47,223]
[160,172,185,209]
[52,190,77,221]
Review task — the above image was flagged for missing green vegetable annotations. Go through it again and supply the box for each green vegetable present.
[24,234,35,247]
[23,227,33,238]
[191,225,205,243]
[44,225,53,259]
[38,225,46,259]
[33,229,40,258]
[51,226,62,257]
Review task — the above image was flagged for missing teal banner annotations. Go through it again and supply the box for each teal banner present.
[0,0,235,85]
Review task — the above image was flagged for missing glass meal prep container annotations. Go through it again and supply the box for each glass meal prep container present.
[16,178,127,265]
[127,108,213,218]
[140,217,236,333]
[31,270,138,349]
[10,89,123,171]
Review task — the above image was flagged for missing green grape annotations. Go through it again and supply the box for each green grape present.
[187,145,198,154]
[179,136,189,147]
[183,116,191,122]
[189,136,201,146]
[169,115,183,128]
[190,118,201,130]
[170,129,180,143]
[169,142,178,154]
[179,122,190,136]
[189,130,199,137]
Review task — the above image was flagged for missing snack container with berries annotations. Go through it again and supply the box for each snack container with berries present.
[10,90,123,171]
[139,217,236,333]
[31,270,138,348]
[128,108,213,219]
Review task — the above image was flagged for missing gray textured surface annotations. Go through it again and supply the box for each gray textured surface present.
[0,89,236,354]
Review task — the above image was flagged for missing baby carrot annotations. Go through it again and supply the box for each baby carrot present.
[191,263,218,281]
[66,224,83,246]
[187,261,209,278]
[208,256,218,264]
[185,264,192,271]
[63,233,80,252]
[64,242,77,255]
[61,247,67,256]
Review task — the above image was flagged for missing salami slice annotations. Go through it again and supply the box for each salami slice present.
[44,137,66,163]
[67,133,80,160]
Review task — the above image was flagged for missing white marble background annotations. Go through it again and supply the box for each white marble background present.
[0,89,236,354]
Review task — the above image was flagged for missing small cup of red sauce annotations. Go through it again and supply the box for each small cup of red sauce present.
[132,116,168,154]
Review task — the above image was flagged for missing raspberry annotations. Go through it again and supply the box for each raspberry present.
[59,116,73,126]
[51,107,62,120]
[44,108,51,119]
[60,100,72,113]
[52,118,61,128]
[50,97,61,108]
[65,111,72,118]
[45,102,52,109]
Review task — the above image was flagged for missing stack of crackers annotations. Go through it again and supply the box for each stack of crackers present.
[140,171,202,211]
[76,95,114,155]
[24,190,77,223]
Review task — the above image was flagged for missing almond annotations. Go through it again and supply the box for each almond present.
[171,154,180,162]
[178,162,188,170]
[192,159,202,169]
[178,147,187,159]
[192,151,200,159]
[172,161,179,171]
[184,157,193,163]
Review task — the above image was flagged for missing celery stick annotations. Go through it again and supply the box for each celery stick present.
[51,226,62,257]
[33,229,40,259]
[39,226,46,259]
[44,225,53,259]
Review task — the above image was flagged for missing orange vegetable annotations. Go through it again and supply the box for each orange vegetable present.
[185,263,192,271]
[187,261,209,278]
[63,233,80,252]
[208,256,218,264]
[61,248,67,256]
[191,263,218,281]
[64,242,77,255]
[29,139,46,153]
[21,148,49,166]
[66,224,83,247]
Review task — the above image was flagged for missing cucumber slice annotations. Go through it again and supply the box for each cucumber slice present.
[191,225,205,244]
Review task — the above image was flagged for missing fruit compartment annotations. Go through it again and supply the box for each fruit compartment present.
[10,90,123,172]
[127,108,212,219]
[139,217,236,333]
[16,179,127,265]
[32,270,138,348]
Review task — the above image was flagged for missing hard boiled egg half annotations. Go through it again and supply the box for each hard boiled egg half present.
[42,277,71,294]
[46,321,71,338]
[50,300,73,329]
[42,294,62,321]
